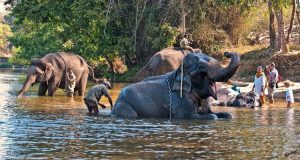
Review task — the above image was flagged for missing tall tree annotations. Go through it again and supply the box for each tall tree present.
[286,0,297,43]
[273,0,289,53]
[268,0,277,50]
[296,0,300,44]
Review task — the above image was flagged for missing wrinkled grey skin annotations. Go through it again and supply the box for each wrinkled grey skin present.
[112,52,240,120]
[211,88,261,108]
[131,47,201,82]
[228,92,261,108]
[18,52,97,97]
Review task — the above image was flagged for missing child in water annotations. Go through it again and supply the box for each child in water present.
[284,80,294,108]
[66,68,76,97]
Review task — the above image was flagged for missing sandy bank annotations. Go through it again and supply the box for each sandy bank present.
[218,81,300,102]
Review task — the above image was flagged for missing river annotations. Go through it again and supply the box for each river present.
[0,69,299,159]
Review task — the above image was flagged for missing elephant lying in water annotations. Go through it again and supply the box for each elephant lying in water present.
[111,52,240,120]
[18,52,98,97]
[210,88,261,108]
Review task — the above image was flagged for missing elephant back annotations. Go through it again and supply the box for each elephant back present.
[131,47,201,82]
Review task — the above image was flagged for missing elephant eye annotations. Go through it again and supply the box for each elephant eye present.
[36,71,43,76]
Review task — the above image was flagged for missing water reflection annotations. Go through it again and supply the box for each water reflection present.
[0,69,299,159]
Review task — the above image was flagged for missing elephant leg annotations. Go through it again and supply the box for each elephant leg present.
[38,82,48,96]
[214,112,232,119]
[191,113,218,120]
[47,81,57,96]
[79,73,88,96]
[198,98,213,114]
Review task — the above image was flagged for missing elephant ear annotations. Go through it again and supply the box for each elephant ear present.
[31,59,48,71]
[172,68,192,93]
[45,63,54,72]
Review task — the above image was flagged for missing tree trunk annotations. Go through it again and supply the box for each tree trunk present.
[297,11,300,27]
[286,0,296,43]
[133,0,147,64]
[297,10,300,44]
[124,53,133,67]
[181,0,186,33]
[268,0,277,50]
[275,8,289,53]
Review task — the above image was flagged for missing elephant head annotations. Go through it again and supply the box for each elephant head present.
[17,60,54,97]
[172,52,240,100]
[229,91,261,108]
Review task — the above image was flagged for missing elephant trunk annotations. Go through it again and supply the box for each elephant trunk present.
[209,52,240,82]
[17,74,36,97]
[88,66,99,82]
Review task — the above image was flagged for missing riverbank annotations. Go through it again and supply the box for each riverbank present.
[236,47,300,82]
[219,81,300,102]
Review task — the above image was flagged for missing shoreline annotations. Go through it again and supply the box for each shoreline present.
[219,81,300,102]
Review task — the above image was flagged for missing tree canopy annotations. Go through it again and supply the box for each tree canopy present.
[5,0,297,77]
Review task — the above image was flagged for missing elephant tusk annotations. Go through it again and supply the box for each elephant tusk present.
[226,79,249,87]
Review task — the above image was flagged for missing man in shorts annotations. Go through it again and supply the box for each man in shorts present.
[84,80,113,114]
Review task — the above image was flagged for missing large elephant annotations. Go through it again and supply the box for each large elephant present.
[131,47,247,88]
[17,52,98,97]
[131,47,200,82]
[112,52,240,120]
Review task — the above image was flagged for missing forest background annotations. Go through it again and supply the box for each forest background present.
[0,0,299,82]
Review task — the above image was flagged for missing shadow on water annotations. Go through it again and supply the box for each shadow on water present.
[0,69,299,159]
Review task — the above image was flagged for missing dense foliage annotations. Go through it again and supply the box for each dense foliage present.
[4,0,297,79]
[0,22,12,55]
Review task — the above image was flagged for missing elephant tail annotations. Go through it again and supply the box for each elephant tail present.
[88,66,103,83]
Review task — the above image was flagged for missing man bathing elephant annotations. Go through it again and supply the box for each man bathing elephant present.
[111,52,240,120]
[17,52,99,97]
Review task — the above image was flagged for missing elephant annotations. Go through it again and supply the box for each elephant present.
[210,88,261,108]
[17,52,98,97]
[111,52,240,120]
[131,47,201,82]
[131,47,247,88]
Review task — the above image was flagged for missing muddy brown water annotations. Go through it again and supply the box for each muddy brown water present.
[0,69,299,159]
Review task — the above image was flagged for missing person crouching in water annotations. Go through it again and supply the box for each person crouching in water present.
[84,80,113,114]
[284,80,294,108]
[252,66,266,105]
[66,68,76,97]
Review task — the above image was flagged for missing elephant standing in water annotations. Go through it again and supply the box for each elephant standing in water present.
[112,52,240,120]
[18,52,98,97]
[131,47,201,82]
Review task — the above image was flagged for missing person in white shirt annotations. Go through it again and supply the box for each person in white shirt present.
[252,66,266,104]
[66,68,76,97]
[284,80,294,108]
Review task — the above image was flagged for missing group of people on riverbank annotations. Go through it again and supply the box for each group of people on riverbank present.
[252,62,294,108]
